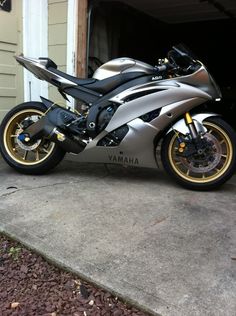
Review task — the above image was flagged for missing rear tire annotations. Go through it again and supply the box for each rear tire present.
[161,117,236,190]
[0,102,66,175]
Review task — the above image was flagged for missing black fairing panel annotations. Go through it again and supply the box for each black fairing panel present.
[40,58,58,69]
[63,86,100,104]
[86,74,154,136]
[62,72,153,104]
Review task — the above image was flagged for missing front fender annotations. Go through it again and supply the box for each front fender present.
[167,113,220,136]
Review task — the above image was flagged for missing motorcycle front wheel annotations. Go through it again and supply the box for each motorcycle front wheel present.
[0,102,66,175]
[161,117,236,190]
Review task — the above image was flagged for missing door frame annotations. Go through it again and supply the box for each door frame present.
[23,0,88,104]
[67,0,78,77]
[76,0,88,78]
[66,0,79,108]
[22,0,48,102]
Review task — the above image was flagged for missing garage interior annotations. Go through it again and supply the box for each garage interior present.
[88,0,236,126]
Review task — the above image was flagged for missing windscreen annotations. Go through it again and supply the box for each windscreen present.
[169,43,198,68]
[173,44,198,60]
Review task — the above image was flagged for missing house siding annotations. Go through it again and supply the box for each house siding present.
[0,0,70,121]
[0,0,24,122]
[48,0,68,102]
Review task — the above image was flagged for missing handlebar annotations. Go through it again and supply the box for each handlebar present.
[154,64,168,72]
[154,62,176,74]
[154,60,199,77]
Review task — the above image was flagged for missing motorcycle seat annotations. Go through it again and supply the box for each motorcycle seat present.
[83,72,146,94]
[48,67,97,86]
[49,66,146,94]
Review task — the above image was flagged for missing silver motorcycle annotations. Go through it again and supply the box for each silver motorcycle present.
[0,44,235,190]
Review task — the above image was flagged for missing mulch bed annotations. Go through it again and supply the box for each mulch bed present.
[0,235,150,316]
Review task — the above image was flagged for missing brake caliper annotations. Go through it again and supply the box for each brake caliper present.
[178,142,186,153]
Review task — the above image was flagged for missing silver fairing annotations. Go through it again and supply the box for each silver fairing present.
[75,65,220,168]
[92,58,154,80]
[106,64,220,132]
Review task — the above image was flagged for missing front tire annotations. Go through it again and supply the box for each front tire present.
[0,102,66,175]
[161,117,236,190]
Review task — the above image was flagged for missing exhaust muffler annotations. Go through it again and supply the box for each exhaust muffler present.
[20,115,86,154]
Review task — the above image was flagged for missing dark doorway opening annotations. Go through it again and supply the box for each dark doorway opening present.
[88,1,236,126]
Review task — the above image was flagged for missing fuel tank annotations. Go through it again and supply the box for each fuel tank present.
[92,58,154,80]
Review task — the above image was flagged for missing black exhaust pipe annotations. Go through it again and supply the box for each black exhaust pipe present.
[20,115,86,154]
[51,128,86,154]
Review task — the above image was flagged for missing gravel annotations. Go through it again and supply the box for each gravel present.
[0,235,150,316]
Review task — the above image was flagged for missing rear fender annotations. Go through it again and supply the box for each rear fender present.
[40,96,54,109]
[167,113,219,136]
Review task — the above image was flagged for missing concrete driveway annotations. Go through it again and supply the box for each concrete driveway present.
[0,155,236,316]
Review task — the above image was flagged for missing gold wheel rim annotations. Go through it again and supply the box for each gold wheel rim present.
[168,122,233,183]
[3,109,55,166]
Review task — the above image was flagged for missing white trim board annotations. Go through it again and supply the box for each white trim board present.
[66,0,78,108]
[23,0,48,102]
[67,0,77,77]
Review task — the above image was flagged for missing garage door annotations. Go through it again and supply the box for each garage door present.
[0,1,23,122]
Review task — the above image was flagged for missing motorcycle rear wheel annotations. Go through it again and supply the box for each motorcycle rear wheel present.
[0,102,66,175]
[161,117,236,190]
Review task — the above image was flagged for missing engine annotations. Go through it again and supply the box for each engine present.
[46,104,117,138]
[97,105,117,131]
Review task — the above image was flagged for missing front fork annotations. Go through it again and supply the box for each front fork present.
[177,112,200,154]
[184,112,199,139]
